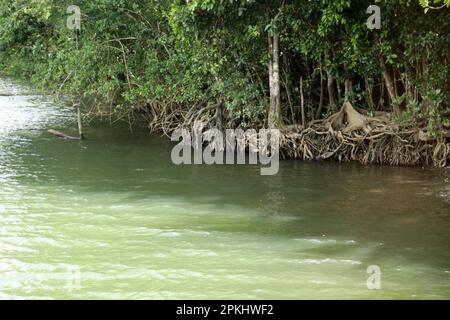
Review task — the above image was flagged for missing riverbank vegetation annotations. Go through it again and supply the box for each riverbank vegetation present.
[0,0,449,166]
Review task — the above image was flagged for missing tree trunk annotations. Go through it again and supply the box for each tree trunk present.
[380,58,401,115]
[336,80,342,106]
[327,70,336,112]
[268,33,281,128]
[315,63,324,119]
[77,105,85,140]
[374,31,400,115]
[283,53,295,124]
[300,76,306,129]
[380,58,396,102]
[365,76,375,111]
[344,78,353,102]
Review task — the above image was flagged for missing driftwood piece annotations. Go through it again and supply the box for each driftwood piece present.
[47,129,81,140]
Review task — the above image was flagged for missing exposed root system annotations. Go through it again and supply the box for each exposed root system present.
[281,102,450,167]
[145,100,449,168]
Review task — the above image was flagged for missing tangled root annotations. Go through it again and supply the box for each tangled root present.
[281,102,450,168]
[144,99,449,168]
[145,99,223,137]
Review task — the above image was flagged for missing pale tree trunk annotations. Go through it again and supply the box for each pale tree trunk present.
[268,33,281,128]
[379,57,396,103]
[380,57,401,115]
[336,80,342,104]
[76,102,85,140]
[344,78,353,102]
[315,63,324,119]
[283,53,295,124]
[300,76,305,129]
[327,71,336,112]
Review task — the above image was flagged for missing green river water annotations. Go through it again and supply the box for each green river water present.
[1,78,449,299]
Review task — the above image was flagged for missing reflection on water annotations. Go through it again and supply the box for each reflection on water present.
[0,78,449,299]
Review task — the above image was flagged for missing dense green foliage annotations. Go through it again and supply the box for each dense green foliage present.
[0,1,448,133]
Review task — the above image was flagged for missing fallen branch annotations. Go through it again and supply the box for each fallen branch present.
[47,129,82,140]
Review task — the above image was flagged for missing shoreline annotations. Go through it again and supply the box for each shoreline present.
[2,76,449,169]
